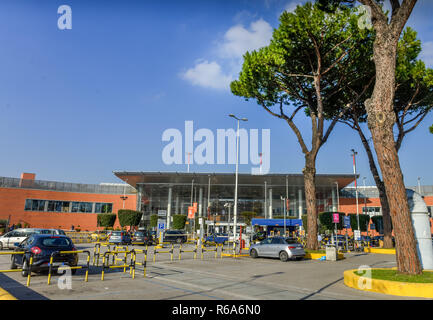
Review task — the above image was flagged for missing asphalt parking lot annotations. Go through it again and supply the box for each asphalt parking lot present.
[0,243,426,300]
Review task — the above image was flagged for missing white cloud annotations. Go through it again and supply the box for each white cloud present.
[421,41,433,68]
[181,60,233,90]
[283,1,302,14]
[218,19,273,59]
[182,18,273,91]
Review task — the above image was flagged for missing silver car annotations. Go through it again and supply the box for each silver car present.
[249,237,305,262]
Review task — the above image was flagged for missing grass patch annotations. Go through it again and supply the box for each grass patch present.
[354,269,433,283]
[305,249,325,254]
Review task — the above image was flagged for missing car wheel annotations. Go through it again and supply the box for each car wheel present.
[0,242,3,250]
[250,249,258,258]
[279,251,289,262]
[71,268,77,275]
[21,259,29,277]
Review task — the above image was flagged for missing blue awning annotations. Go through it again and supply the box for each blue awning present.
[251,218,302,227]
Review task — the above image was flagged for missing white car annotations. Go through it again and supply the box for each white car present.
[0,228,41,250]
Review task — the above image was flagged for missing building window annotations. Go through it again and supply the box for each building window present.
[46,201,70,212]
[24,199,46,211]
[79,202,92,213]
[95,203,113,213]
[362,207,381,216]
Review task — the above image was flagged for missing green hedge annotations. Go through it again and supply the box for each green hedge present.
[118,209,143,227]
[349,214,371,232]
[97,213,117,228]
[150,215,158,228]
[172,215,187,230]
[0,219,7,227]
[371,216,391,233]
[319,212,346,231]
[301,215,308,233]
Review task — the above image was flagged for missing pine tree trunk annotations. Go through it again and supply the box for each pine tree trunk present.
[366,33,421,274]
[304,156,318,250]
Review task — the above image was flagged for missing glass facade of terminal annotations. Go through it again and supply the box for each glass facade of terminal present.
[114,172,357,229]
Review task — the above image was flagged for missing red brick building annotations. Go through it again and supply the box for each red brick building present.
[0,173,137,231]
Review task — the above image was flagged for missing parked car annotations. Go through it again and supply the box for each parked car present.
[10,234,79,276]
[163,230,187,244]
[108,231,132,245]
[205,233,228,245]
[0,228,42,250]
[249,237,305,262]
[39,229,66,236]
[133,231,154,245]
[252,231,266,242]
[90,230,109,242]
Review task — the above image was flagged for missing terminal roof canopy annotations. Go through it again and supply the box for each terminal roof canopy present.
[114,172,356,189]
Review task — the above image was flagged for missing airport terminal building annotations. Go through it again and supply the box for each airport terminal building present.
[113,171,357,229]
[1,171,432,232]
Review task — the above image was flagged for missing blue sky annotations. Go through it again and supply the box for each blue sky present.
[0,0,432,187]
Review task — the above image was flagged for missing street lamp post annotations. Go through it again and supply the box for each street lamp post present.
[351,149,361,246]
[229,114,248,249]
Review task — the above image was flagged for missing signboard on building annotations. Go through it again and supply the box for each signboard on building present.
[332,213,340,224]
[354,230,361,241]
[158,210,167,217]
[188,206,195,219]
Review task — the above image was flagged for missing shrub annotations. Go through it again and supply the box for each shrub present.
[0,219,8,227]
[319,212,346,231]
[118,209,143,227]
[150,214,158,228]
[273,216,299,220]
[16,223,22,229]
[371,216,391,233]
[97,213,117,228]
[301,215,308,233]
[349,214,371,232]
[172,215,187,230]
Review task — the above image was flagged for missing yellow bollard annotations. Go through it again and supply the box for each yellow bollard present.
[85,254,90,282]
[170,244,174,261]
[47,256,54,285]
[101,255,106,281]
[26,256,33,287]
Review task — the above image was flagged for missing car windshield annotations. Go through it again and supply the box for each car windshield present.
[134,232,144,236]
[41,237,72,247]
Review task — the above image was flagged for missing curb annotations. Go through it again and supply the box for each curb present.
[344,269,433,299]
[305,253,344,260]
[364,248,396,255]
[0,287,17,300]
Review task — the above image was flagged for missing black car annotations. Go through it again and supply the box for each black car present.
[163,230,187,244]
[11,234,79,277]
